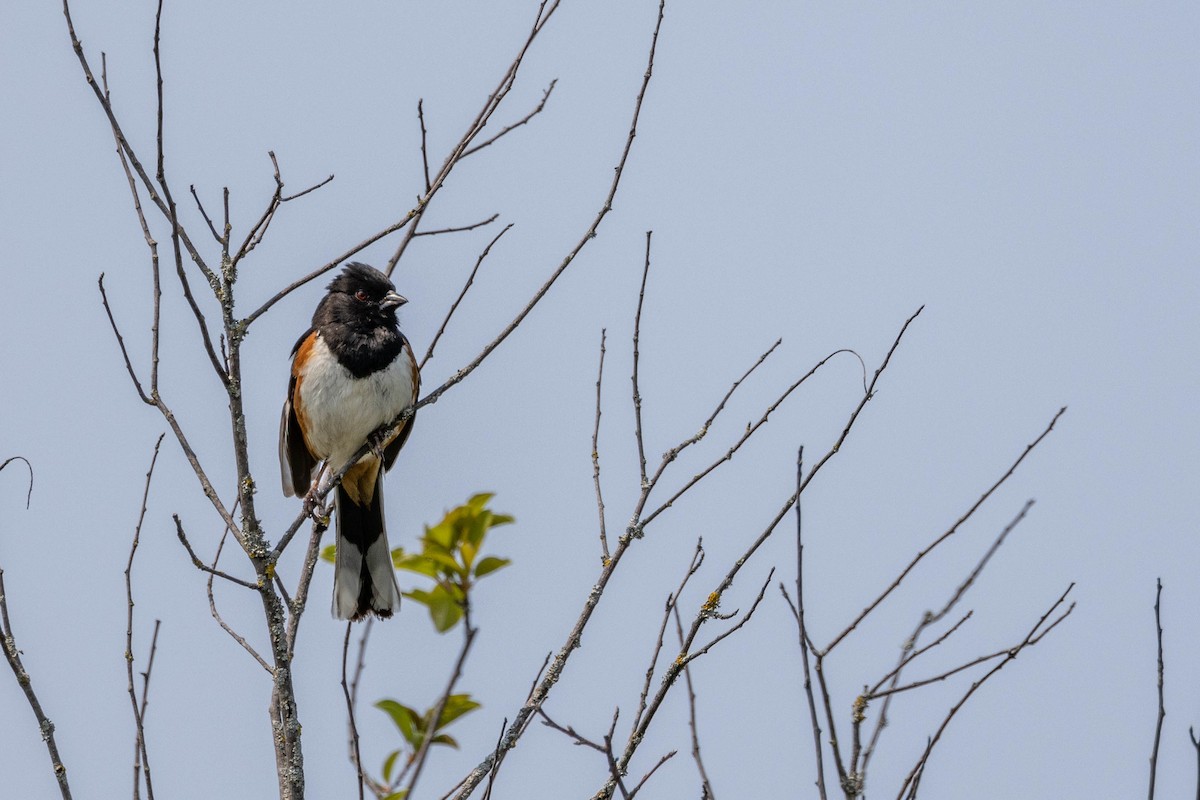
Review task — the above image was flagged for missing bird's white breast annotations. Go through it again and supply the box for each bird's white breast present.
[297,335,416,467]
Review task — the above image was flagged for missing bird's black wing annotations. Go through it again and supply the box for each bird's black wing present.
[280,329,319,496]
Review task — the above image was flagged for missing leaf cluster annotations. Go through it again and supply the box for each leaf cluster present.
[392,492,514,632]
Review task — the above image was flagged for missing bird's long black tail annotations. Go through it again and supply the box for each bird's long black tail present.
[333,476,400,620]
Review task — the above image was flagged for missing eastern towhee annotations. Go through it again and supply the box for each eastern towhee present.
[279,262,419,621]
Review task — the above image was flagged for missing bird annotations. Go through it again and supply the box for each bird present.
[279,262,419,621]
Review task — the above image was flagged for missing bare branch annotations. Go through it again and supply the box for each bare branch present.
[592,329,611,562]
[207,530,270,673]
[341,624,366,800]
[421,0,661,416]
[867,611,975,699]
[630,540,704,736]
[894,585,1076,800]
[418,99,432,193]
[657,338,782,470]
[603,730,632,799]
[420,223,514,370]
[680,569,773,669]
[405,621,479,798]
[284,519,330,659]
[282,172,335,203]
[631,231,652,489]
[786,446,828,800]
[1189,727,1200,800]
[125,435,163,800]
[824,405,1066,654]
[672,606,715,798]
[1149,578,1165,800]
[0,566,74,800]
[173,515,258,590]
[384,2,563,277]
[641,346,860,527]
[461,79,557,159]
[480,717,509,800]
[413,213,500,238]
[131,620,160,800]
[626,750,676,799]
[0,456,34,508]
[538,708,606,752]
[189,184,223,244]
[98,274,152,405]
[859,499,1035,783]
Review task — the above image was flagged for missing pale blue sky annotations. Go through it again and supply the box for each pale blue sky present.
[2,2,1198,798]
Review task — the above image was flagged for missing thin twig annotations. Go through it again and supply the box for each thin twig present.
[189,185,222,244]
[641,347,861,527]
[1149,578,1165,800]
[631,231,652,489]
[603,730,631,799]
[420,0,656,417]
[0,568,74,800]
[0,456,34,508]
[98,274,152,405]
[789,446,828,800]
[420,223,514,370]
[631,541,704,735]
[125,435,163,800]
[461,79,557,159]
[480,717,509,800]
[824,405,1066,654]
[860,499,1035,783]
[1189,727,1200,800]
[673,606,715,798]
[173,515,259,590]
[206,529,270,672]
[592,329,611,562]
[341,624,366,800]
[538,708,606,752]
[405,620,479,798]
[384,3,562,277]
[418,99,432,193]
[894,585,1076,800]
[132,621,161,800]
[284,519,331,659]
[867,612,975,698]
[413,214,499,238]
[627,750,677,799]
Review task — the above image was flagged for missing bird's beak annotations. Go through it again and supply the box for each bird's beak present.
[381,291,408,310]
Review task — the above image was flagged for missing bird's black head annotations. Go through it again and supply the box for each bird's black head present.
[316,262,408,332]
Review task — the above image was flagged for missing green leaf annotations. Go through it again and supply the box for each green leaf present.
[467,492,495,511]
[424,520,456,550]
[464,512,488,550]
[375,700,421,747]
[460,539,478,570]
[428,589,464,633]
[474,556,511,578]
[320,544,337,563]
[435,694,482,728]
[381,792,408,800]
[430,733,459,749]
[381,749,402,783]
[406,585,463,632]
[490,513,516,528]
[393,552,439,578]
[421,547,463,575]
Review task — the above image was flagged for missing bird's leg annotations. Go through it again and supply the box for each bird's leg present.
[303,463,331,520]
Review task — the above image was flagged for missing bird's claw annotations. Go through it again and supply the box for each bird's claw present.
[367,428,390,460]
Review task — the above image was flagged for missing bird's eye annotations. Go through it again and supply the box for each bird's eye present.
[354,289,369,302]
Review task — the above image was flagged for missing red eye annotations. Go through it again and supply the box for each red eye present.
[354,289,369,302]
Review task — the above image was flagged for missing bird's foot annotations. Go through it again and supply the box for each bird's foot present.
[366,427,390,460]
